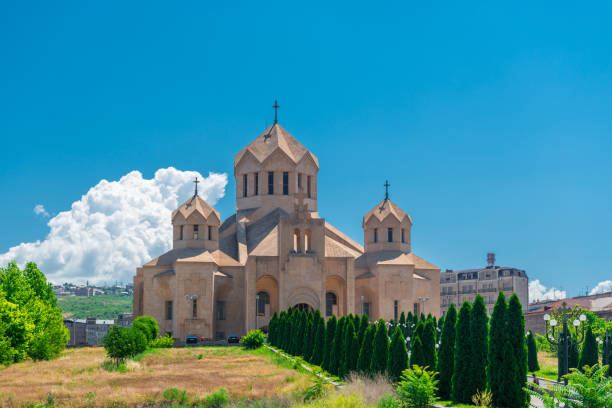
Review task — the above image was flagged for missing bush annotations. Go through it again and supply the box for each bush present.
[377,394,401,408]
[103,326,132,367]
[150,333,174,348]
[163,387,189,404]
[128,327,147,356]
[293,393,369,408]
[241,330,265,349]
[302,375,330,402]
[396,365,439,408]
[205,387,230,408]
[132,316,159,342]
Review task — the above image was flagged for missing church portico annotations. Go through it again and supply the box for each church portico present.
[134,106,440,342]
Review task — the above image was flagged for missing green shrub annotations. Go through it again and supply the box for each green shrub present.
[396,365,439,408]
[241,329,265,349]
[132,316,159,342]
[128,327,147,356]
[377,394,401,408]
[150,333,174,348]
[103,326,132,367]
[162,387,188,404]
[293,393,368,408]
[205,387,230,408]
[302,375,330,402]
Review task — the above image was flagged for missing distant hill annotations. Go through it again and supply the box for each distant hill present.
[58,294,132,320]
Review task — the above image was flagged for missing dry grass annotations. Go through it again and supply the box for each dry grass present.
[339,373,393,406]
[0,346,313,407]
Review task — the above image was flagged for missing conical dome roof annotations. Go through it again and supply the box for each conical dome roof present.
[234,123,319,167]
[172,195,219,222]
[363,199,412,225]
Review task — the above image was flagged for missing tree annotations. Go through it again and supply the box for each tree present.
[470,295,489,394]
[341,319,358,377]
[488,292,507,408]
[370,319,389,374]
[133,316,159,342]
[322,315,336,371]
[357,313,369,347]
[103,326,132,367]
[310,313,325,365]
[329,316,346,375]
[302,313,314,358]
[387,325,408,382]
[569,337,580,370]
[527,330,540,374]
[268,312,278,346]
[421,319,437,370]
[452,300,472,403]
[579,326,599,371]
[128,326,148,356]
[505,294,528,408]
[437,303,457,400]
[410,336,425,368]
[357,324,375,373]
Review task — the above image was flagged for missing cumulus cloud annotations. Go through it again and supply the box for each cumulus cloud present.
[529,279,567,303]
[33,204,50,217]
[589,280,612,295]
[0,167,227,285]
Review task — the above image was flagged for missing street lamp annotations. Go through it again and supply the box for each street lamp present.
[417,297,430,316]
[543,302,586,383]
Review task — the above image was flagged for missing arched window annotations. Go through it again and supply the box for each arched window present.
[179,225,184,240]
[374,228,378,243]
[305,229,312,252]
[293,229,301,252]
[325,292,337,317]
[256,291,270,316]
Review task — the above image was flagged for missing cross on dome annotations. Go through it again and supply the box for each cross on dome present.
[193,176,200,197]
[384,180,390,201]
[273,100,279,124]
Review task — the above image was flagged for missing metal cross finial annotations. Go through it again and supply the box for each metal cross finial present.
[193,177,200,197]
[384,180,390,200]
[273,100,279,124]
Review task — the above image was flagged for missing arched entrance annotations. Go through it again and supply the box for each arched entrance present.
[293,303,313,312]
[255,275,279,329]
[325,275,346,316]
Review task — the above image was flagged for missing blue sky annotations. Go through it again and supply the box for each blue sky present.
[1,2,611,296]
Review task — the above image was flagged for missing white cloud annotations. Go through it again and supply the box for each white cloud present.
[33,204,49,217]
[529,279,567,303]
[589,280,612,295]
[0,167,227,285]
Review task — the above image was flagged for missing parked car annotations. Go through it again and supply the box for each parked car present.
[227,334,240,344]
[186,335,199,345]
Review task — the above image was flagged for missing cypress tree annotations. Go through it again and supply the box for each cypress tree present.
[470,295,489,394]
[527,330,540,374]
[437,315,445,342]
[421,318,437,370]
[579,326,599,370]
[268,312,278,345]
[292,310,306,355]
[568,337,579,370]
[438,303,457,400]
[488,292,507,408]
[399,311,406,329]
[310,313,326,365]
[387,325,408,382]
[500,341,518,407]
[330,316,346,375]
[352,314,360,334]
[357,324,375,373]
[282,311,292,351]
[452,300,472,403]
[340,319,357,377]
[506,294,527,408]
[358,313,369,346]
[409,336,425,367]
[321,315,336,371]
[303,315,314,358]
[370,319,389,374]
[415,320,424,344]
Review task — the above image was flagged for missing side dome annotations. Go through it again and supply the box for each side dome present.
[362,199,412,253]
[172,195,220,250]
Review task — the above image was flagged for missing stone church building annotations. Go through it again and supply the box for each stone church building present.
[133,121,440,341]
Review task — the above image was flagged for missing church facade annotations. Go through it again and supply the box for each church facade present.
[133,122,440,341]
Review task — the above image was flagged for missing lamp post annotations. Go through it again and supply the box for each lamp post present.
[543,302,586,383]
[185,295,197,341]
[417,297,430,316]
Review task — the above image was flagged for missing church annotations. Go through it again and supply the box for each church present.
[133,113,440,342]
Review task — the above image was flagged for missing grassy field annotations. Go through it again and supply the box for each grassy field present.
[58,294,132,319]
[534,350,558,380]
[0,346,314,407]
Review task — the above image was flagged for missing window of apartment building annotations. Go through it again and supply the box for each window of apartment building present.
[282,172,289,195]
[193,225,199,240]
[394,300,399,320]
[243,174,248,197]
[193,298,197,319]
[307,176,312,198]
[374,228,378,243]
[388,228,393,242]
[268,172,274,194]
[254,173,259,195]
[217,301,225,320]
[166,301,173,320]
[179,225,183,240]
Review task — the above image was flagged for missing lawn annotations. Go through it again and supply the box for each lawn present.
[0,346,314,407]
[58,294,133,319]
[534,350,558,380]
